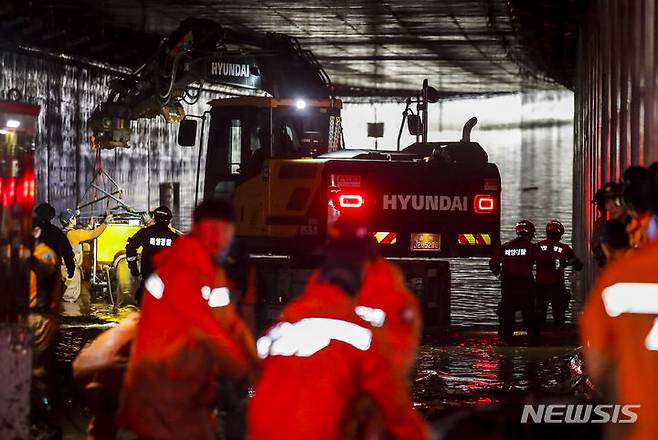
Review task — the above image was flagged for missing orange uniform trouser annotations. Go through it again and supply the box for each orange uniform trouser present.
[28,312,60,398]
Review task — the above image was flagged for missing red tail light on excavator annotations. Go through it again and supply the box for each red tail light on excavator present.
[328,187,366,227]
[338,193,364,209]
[329,187,366,210]
[474,194,496,213]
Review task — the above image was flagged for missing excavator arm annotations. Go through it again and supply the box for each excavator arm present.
[89,18,332,149]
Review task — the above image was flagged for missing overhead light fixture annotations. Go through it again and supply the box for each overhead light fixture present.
[295,99,307,110]
[5,120,20,128]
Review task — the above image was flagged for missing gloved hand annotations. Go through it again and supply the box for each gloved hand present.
[103,211,113,224]
[129,262,141,278]
[141,212,153,225]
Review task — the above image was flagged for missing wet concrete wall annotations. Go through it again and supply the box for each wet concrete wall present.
[574,0,658,292]
[0,51,218,230]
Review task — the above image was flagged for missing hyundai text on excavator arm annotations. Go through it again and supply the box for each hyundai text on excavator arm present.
[88,17,332,149]
[90,19,501,329]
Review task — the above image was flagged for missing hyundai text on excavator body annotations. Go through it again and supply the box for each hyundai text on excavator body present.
[89,18,501,329]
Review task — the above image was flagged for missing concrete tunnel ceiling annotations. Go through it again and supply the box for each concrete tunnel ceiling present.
[0,0,585,97]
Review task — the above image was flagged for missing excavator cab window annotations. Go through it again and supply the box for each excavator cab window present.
[229,119,242,174]
[204,105,269,199]
[203,101,341,199]
[271,106,335,158]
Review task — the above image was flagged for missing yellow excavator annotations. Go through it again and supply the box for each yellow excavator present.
[90,18,501,330]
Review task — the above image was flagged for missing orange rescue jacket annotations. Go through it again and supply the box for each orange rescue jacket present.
[249,280,429,440]
[119,235,257,440]
[581,240,658,440]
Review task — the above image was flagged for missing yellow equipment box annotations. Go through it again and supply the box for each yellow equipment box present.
[94,223,142,265]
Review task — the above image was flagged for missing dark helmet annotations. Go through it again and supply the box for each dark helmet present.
[193,199,233,223]
[59,208,79,227]
[515,219,535,238]
[34,203,56,222]
[546,220,565,238]
[319,216,378,296]
[592,182,622,211]
[602,181,622,198]
[622,166,650,213]
[152,205,173,224]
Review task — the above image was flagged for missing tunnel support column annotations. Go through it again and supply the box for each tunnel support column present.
[575,0,658,296]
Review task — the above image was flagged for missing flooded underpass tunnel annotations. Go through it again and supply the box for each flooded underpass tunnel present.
[2,1,658,439]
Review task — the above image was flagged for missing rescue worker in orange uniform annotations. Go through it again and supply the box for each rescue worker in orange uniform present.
[622,166,652,248]
[59,208,113,315]
[30,203,75,435]
[73,312,139,440]
[316,216,423,375]
[248,219,430,440]
[489,219,538,341]
[119,199,259,440]
[304,218,423,437]
[29,220,65,436]
[534,220,583,328]
[580,164,658,440]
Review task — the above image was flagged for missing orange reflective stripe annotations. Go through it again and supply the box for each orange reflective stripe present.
[373,232,397,244]
[458,233,491,245]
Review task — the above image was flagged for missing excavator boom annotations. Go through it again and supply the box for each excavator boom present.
[89,18,332,149]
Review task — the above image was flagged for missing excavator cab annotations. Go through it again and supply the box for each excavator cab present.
[202,97,342,200]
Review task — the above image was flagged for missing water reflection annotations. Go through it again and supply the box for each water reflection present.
[414,331,582,415]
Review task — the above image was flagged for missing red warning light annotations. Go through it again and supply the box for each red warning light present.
[474,194,496,213]
[338,194,364,209]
